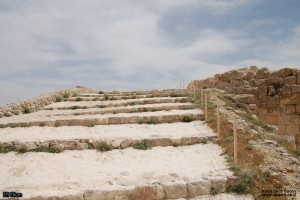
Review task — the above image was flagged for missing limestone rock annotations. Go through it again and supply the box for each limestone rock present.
[209,177,226,193]
[186,177,211,197]
[110,139,121,148]
[130,185,156,200]
[161,181,187,199]
[121,139,131,149]
[154,183,164,200]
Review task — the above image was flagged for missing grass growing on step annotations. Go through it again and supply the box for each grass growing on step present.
[87,143,94,149]
[17,147,27,154]
[96,105,106,108]
[63,92,70,98]
[55,96,63,102]
[133,140,152,150]
[39,122,46,127]
[96,142,113,152]
[92,97,100,101]
[182,115,194,123]
[76,97,83,101]
[70,106,87,110]
[221,95,247,112]
[146,118,158,125]
[98,91,104,94]
[0,144,16,153]
[34,146,61,153]
[22,107,32,114]
[104,95,109,100]
[170,93,184,97]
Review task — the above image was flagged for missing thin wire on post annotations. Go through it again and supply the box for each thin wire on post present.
[217,103,220,137]
[205,93,208,121]
[234,115,237,166]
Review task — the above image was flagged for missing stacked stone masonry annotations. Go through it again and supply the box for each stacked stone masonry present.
[187,66,300,147]
[0,86,96,118]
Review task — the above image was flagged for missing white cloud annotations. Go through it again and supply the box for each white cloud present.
[0,0,299,105]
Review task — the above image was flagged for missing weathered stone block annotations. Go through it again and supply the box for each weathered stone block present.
[271,71,284,78]
[292,85,300,94]
[283,114,300,124]
[130,185,156,200]
[161,181,187,199]
[261,115,284,125]
[277,125,286,134]
[187,178,211,197]
[297,105,300,114]
[83,189,131,200]
[24,142,37,150]
[285,125,300,135]
[51,144,64,151]
[258,86,268,96]
[279,68,296,77]
[286,105,296,114]
[281,85,292,95]
[230,70,243,80]
[285,76,296,85]
[265,77,285,86]
[120,139,131,149]
[210,177,227,193]
[154,183,165,200]
[280,94,300,105]
[108,117,122,124]
[110,139,121,148]
[256,68,269,79]
[76,143,88,150]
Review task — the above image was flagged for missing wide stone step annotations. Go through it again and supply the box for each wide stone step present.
[45,97,192,110]
[67,93,180,101]
[0,109,203,128]
[0,121,215,153]
[0,144,231,199]
[80,89,183,97]
[49,103,198,117]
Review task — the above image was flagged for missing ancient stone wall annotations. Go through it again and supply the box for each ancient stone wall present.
[187,66,300,141]
[0,86,96,118]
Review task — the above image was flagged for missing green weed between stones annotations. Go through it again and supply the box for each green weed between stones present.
[133,140,152,150]
[87,143,94,149]
[146,118,158,125]
[170,93,184,97]
[96,141,113,152]
[34,146,61,153]
[182,115,194,123]
[55,96,63,102]
[22,107,32,114]
[76,97,83,101]
[63,92,70,98]
[0,144,16,153]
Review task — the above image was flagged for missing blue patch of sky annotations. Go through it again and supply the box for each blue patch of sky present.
[158,0,300,45]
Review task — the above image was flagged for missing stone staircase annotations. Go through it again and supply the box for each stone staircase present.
[0,89,233,200]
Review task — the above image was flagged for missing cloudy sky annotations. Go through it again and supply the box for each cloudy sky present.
[0,0,299,105]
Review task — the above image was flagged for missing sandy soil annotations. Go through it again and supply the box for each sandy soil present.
[0,144,231,198]
[0,121,213,143]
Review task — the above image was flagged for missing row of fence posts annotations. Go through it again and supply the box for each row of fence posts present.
[191,86,238,166]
